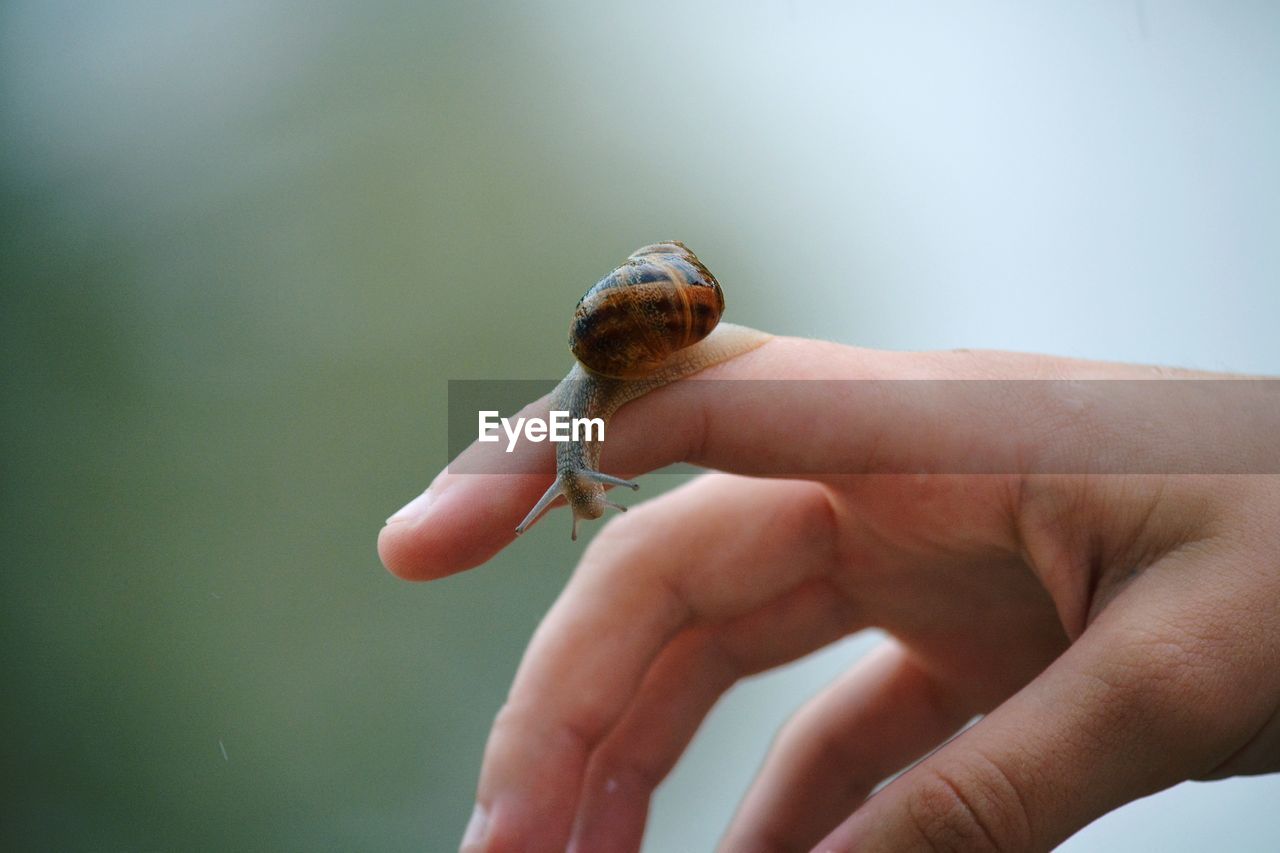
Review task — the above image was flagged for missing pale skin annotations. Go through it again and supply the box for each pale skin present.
[378,335,1280,852]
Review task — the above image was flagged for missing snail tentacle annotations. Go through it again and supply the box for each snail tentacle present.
[583,471,640,489]
[515,481,563,536]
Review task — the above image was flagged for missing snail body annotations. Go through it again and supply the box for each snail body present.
[516,242,770,539]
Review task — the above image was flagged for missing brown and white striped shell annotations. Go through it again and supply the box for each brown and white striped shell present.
[568,242,726,380]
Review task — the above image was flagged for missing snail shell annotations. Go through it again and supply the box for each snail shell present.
[568,241,725,379]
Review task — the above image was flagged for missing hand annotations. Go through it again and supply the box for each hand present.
[378,336,1280,852]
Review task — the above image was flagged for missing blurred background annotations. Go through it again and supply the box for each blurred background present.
[2,1,1278,850]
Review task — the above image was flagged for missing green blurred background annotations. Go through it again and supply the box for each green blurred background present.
[3,2,1278,850]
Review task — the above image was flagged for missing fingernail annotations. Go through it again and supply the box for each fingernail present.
[459,803,489,852]
[386,489,433,525]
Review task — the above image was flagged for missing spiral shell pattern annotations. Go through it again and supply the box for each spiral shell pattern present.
[568,241,726,379]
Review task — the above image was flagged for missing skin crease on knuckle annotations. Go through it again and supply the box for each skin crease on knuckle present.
[901,766,1018,853]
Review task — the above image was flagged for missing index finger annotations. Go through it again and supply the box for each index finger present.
[378,336,853,579]
[378,336,1090,580]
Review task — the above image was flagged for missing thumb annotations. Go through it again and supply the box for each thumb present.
[818,568,1258,852]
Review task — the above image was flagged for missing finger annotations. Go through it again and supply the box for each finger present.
[567,576,862,853]
[718,640,973,853]
[379,337,789,580]
[459,474,842,853]
[818,550,1274,852]
[379,338,1082,580]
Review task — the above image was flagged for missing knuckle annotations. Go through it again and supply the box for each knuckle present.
[781,705,860,777]
[903,763,1031,853]
[1094,629,1226,741]
[771,709,836,777]
[591,749,664,797]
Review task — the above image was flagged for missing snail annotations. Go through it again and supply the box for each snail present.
[515,241,771,539]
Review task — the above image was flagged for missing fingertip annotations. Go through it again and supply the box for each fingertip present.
[377,488,486,581]
[378,475,558,580]
[377,515,439,581]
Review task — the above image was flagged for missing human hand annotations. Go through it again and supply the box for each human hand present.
[378,336,1280,852]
